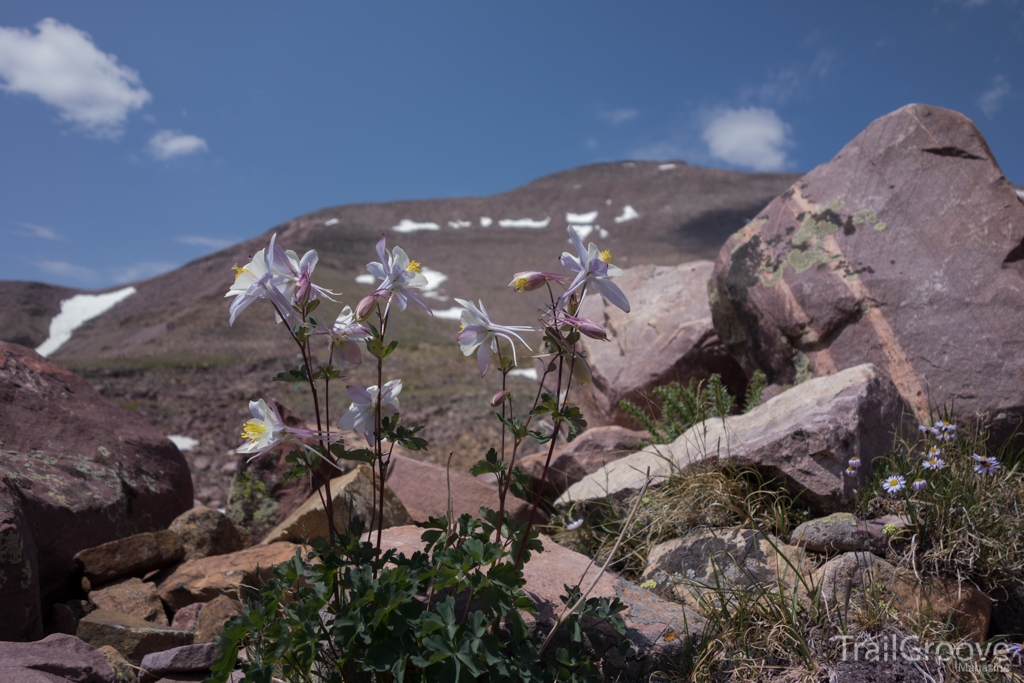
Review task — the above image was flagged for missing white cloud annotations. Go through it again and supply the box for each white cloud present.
[110,261,177,283]
[147,130,208,160]
[36,260,97,283]
[0,18,151,137]
[979,75,1010,117]
[17,222,60,239]
[177,235,232,249]
[599,108,638,125]
[701,107,792,172]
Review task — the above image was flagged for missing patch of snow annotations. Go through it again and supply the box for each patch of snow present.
[614,205,639,223]
[573,225,595,240]
[480,217,493,227]
[448,220,472,229]
[432,306,464,320]
[658,163,676,171]
[355,273,376,285]
[324,218,339,226]
[598,228,609,239]
[622,162,636,167]
[508,367,538,381]
[168,435,199,451]
[499,217,551,229]
[421,267,448,300]
[566,211,598,224]
[36,287,137,357]
[1016,188,1024,200]
[393,219,440,233]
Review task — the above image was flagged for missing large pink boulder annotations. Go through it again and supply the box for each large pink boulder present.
[708,104,1024,442]
[0,342,193,640]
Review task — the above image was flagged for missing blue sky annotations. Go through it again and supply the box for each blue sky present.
[1,3,1022,289]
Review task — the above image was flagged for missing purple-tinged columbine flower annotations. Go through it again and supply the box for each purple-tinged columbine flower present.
[268,243,338,308]
[337,380,402,445]
[972,454,1002,475]
[364,234,431,313]
[508,271,571,293]
[553,313,609,341]
[848,456,861,470]
[882,475,906,494]
[236,398,332,461]
[845,466,858,477]
[912,478,928,492]
[456,298,536,376]
[226,235,294,325]
[311,306,371,365]
[931,419,957,441]
[557,226,630,313]
[922,454,946,470]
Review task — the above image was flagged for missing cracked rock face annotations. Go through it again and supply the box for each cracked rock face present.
[708,104,1024,443]
[573,261,746,429]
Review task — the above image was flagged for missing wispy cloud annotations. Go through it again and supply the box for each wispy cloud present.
[0,18,151,138]
[177,235,233,249]
[110,261,177,284]
[701,107,792,172]
[36,260,98,283]
[16,222,61,240]
[979,75,1010,117]
[147,130,208,160]
[599,107,638,125]
[740,50,835,107]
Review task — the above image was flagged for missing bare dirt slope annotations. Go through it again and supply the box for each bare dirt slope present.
[2,161,798,508]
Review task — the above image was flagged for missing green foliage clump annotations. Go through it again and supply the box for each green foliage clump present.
[210,516,626,683]
[618,370,766,445]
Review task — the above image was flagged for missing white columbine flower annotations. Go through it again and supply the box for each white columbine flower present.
[455,298,536,376]
[557,226,630,313]
[364,234,430,313]
[337,380,402,445]
[268,244,337,308]
[237,398,328,460]
[226,234,331,326]
[882,475,906,494]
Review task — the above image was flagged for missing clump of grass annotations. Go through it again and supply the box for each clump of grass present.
[552,464,811,579]
[861,414,1024,589]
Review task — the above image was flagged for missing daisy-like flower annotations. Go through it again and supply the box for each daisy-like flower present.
[922,454,946,470]
[364,234,430,313]
[848,456,861,470]
[931,419,957,441]
[918,424,930,434]
[311,306,371,365]
[508,270,571,293]
[565,518,584,531]
[557,226,630,313]
[972,453,1002,475]
[845,466,858,477]
[926,445,943,459]
[236,398,331,461]
[456,298,537,376]
[912,478,928,492]
[337,380,402,445]
[882,475,906,494]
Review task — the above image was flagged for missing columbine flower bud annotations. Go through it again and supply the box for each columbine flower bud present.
[355,294,378,321]
[508,271,570,293]
[490,390,511,407]
[575,317,608,341]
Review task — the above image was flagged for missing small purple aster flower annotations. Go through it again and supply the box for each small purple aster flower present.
[882,475,906,494]
[922,455,946,471]
[848,456,861,469]
[1008,642,1022,660]
[845,466,858,477]
[912,478,928,492]
[972,454,1002,475]
[931,419,957,441]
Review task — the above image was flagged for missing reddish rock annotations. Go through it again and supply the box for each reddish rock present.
[708,104,1024,443]
[369,525,705,679]
[45,602,80,636]
[170,602,204,632]
[88,577,168,625]
[518,426,649,502]
[156,542,301,612]
[192,595,242,644]
[0,633,117,683]
[572,261,746,429]
[168,507,244,560]
[140,642,219,681]
[75,530,184,587]
[385,452,539,524]
[76,609,192,666]
[0,342,193,640]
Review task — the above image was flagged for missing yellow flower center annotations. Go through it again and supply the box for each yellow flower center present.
[232,264,248,280]
[241,420,266,443]
[406,260,422,273]
[599,250,612,264]
[513,277,528,292]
